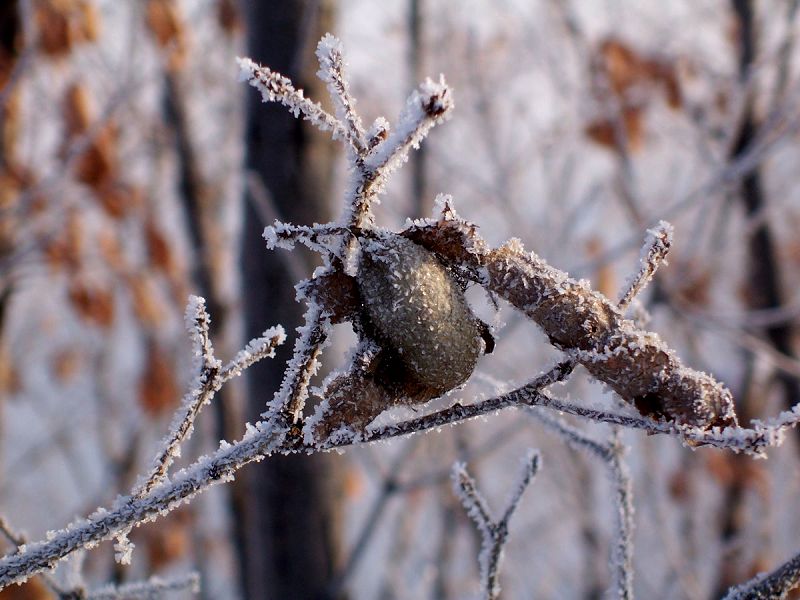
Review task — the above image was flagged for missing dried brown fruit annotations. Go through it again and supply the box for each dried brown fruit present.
[358,232,485,396]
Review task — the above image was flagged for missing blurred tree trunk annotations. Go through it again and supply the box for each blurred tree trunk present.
[408,0,429,218]
[714,2,799,595]
[238,1,345,599]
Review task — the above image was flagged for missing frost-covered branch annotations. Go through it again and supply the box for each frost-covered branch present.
[723,548,800,599]
[135,296,285,499]
[236,57,347,141]
[0,418,288,589]
[86,572,200,599]
[452,450,540,599]
[346,75,453,227]
[403,202,738,431]
[618,220,673,311]
[316,33,367,156]
[267,303,330,423]
[533,413,634,599]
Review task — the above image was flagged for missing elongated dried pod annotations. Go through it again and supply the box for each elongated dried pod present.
[403,212,739,431]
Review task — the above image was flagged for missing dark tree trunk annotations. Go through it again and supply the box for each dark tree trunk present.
[714,2,798,596]
[237,1,344,599]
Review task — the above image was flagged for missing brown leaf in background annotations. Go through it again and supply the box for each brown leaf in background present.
[145,0,187,70]
[67,278,115,327]
[43,209,83,272]
[145,220,175,274]
[584,105,644,152]
[0,576,50,600]
[0,344,20,396]
[74,124,118,187]
[143,509,192,570]
[138,341,179,414]
[216,0,242,35]
[585,237,616,298]
[51,347,83,382]
[598,37,683,109]
[34,0,98,57]
[128,272,167,328]
[63,82,93,136]
[94,180,141,219]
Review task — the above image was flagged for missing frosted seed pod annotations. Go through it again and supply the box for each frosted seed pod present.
[358,232,484,395]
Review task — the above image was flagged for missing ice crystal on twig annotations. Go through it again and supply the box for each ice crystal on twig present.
[135,296,284,501]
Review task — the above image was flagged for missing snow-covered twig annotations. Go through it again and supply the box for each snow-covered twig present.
[135,296,285,500]
[618,220,673,311]
[236,57,347,141]
[532,414,634,599]
[403,209,738,431]
[452,450,540,599]
[266,304,330,423]
[86,572,201,599]
[0,419,288,589]
[345,75,453,227]
[316,34,367,157]
[723,548,800,599]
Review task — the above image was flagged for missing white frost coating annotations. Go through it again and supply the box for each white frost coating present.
[366,116,390,147]
[618,220,673,310]
[363,74,453,178]
[236,56,347,140]
[86,572,201,599]
[265,304,332,419]
[315,34,366,155]
[224,326,286,379]
[112,536,134,566]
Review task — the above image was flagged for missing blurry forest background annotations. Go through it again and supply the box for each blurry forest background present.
[2,0,800,598]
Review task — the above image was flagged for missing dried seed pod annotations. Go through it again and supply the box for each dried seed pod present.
[358,232,485,396]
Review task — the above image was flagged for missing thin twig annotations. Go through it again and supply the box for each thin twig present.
[452,451,540,599]
[86,572,201,599]
[723,548,800,599]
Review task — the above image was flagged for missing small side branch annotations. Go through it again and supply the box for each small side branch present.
[723,549,800,599]
[618,220,673,311]
[452,450,540,599]
[532,414,634,599]
[316,34,367,156]
[237,57,347,141]
[266,304,330,423]
[86,572,201,599]
[136,297,285,499]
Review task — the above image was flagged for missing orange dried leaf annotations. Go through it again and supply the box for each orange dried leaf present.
[585,237,616,298]
[584,105,643,153]
[74,125,118,187]
[128,272,167,328]
[145,0,187,70]
[63,82,93,136]
[145,220,175,273]
[35,1,72,56]
[94,180,142,219]
[67,279,115,327]
[217,0,242,34]
[139,342,179,414]
[0,344,20,395]
[51,347,83,382]
[0,575,51,600]
[144,509,192,569]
